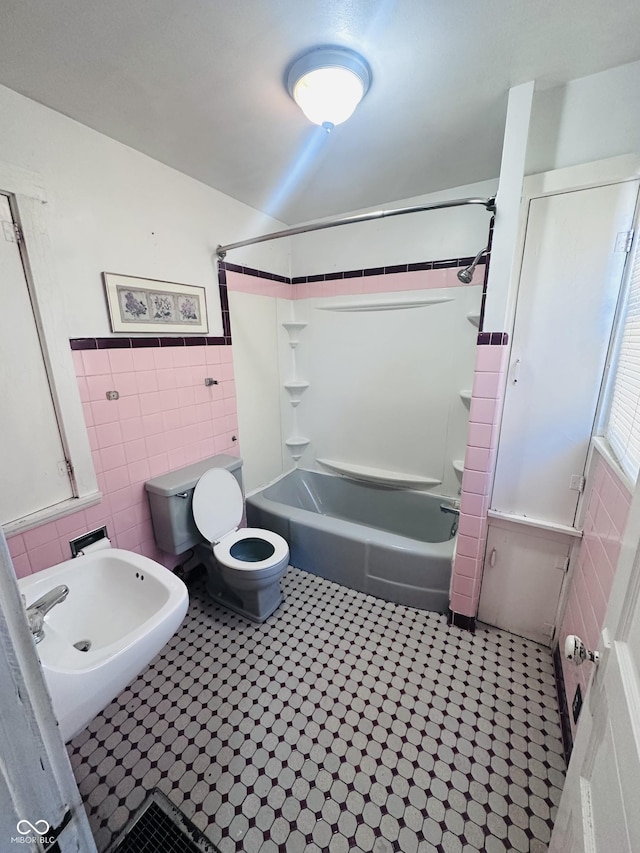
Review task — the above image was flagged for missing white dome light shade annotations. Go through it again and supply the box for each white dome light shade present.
[287,47,371,130]
[293,67,364,127]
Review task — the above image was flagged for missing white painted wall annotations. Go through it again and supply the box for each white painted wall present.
[0,84,290,339]
[0,85,290,499]
[482,82,534,332]
[289,179,498,277]
[527,59,640,179]
[228,291,286,495]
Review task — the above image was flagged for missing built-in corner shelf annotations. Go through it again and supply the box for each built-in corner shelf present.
[452,460,465,477]
[282,321,308,349]
[467,311,481,328]
[284,381,310,407]
[285,437,310,460]
[317,458,441,488]
[459,390,472,406]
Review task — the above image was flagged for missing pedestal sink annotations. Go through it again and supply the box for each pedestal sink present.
[18,548,189,743]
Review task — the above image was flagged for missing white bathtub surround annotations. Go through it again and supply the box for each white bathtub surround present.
[227,258,483,498]
[281,307,311,464]
[315,458,441,488]
[292,284,481,497]
[281,321,308,349]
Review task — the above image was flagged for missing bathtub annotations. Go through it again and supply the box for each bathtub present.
[246,469,456,613]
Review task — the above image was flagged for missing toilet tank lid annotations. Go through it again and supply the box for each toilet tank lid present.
[145,455,242,497]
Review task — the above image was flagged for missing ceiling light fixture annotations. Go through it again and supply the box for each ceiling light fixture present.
[287,46,371,132]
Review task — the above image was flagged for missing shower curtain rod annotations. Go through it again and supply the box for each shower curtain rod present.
[215,195,496,259]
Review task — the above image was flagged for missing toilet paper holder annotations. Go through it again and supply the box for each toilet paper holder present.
[70,526,110,558]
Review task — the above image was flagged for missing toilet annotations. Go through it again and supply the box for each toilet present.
[145,455,289,622]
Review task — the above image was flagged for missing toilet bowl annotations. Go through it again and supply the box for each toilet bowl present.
[192,468,289,622]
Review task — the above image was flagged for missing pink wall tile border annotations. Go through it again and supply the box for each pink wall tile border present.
[559,447,631,735]
[225,261,485,301]
[226,270,292,300]
[450,341,509,619]
[7,344,240,578]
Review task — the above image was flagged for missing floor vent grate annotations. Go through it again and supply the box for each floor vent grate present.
[107,789,220,853]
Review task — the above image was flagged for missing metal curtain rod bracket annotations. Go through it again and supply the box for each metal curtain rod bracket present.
[215,196,496,260]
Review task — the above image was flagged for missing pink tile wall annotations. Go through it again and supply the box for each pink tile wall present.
[226,266,484,299]
[226,271,292,299]
[450,342,509,618]
[293,267,482,299]
[559,449,631,734]
[7,344,239,577]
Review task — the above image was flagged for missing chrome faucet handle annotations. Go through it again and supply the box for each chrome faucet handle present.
[21,593,43,640]
[24,584,69,644]
[27,607,45,643]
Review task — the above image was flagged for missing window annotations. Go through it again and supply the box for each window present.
[0,170,99,534]
[605,226,640,483]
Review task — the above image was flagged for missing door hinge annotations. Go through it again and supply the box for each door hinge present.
[556,556,570,573]
[615,229,634,253]
[2,220,22,243]
[58,459,74,479]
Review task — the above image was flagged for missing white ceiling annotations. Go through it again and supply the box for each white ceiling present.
[1,0,639,224]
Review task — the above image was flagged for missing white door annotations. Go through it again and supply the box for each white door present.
[478,523,571,645]
[0,530,96,850]
[550,485,640,852]
[492,181,639,527]
[0,193,74,524]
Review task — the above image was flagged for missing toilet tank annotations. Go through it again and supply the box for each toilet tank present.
[145,455,243,555]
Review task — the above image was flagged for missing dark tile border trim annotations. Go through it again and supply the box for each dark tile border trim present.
[477,332,509,346]
[553,645,574,763]
[70,335,228,350]
[447,610,476,633]
[70,283,232,350]
[72,251,499,352]
[219,255,486,285]
[221,261,291,283]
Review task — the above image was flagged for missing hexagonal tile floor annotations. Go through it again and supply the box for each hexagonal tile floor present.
[68,567,565,852]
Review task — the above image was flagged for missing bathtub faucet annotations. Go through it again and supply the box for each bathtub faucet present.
[24,584,69,644]
[439,503,460,516]
[440,503,460,538]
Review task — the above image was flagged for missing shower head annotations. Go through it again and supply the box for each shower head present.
[457,246,487,284]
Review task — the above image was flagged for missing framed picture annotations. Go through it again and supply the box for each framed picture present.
[103,273,209,334]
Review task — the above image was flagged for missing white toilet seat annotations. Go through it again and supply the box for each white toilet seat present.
[214,527,289,571]
[193,468,289,575]
[192,468,244,544]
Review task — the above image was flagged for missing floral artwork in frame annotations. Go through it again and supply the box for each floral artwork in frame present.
[103,273,209,334]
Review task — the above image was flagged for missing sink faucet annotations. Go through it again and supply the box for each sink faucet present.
[24,585,69,644]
